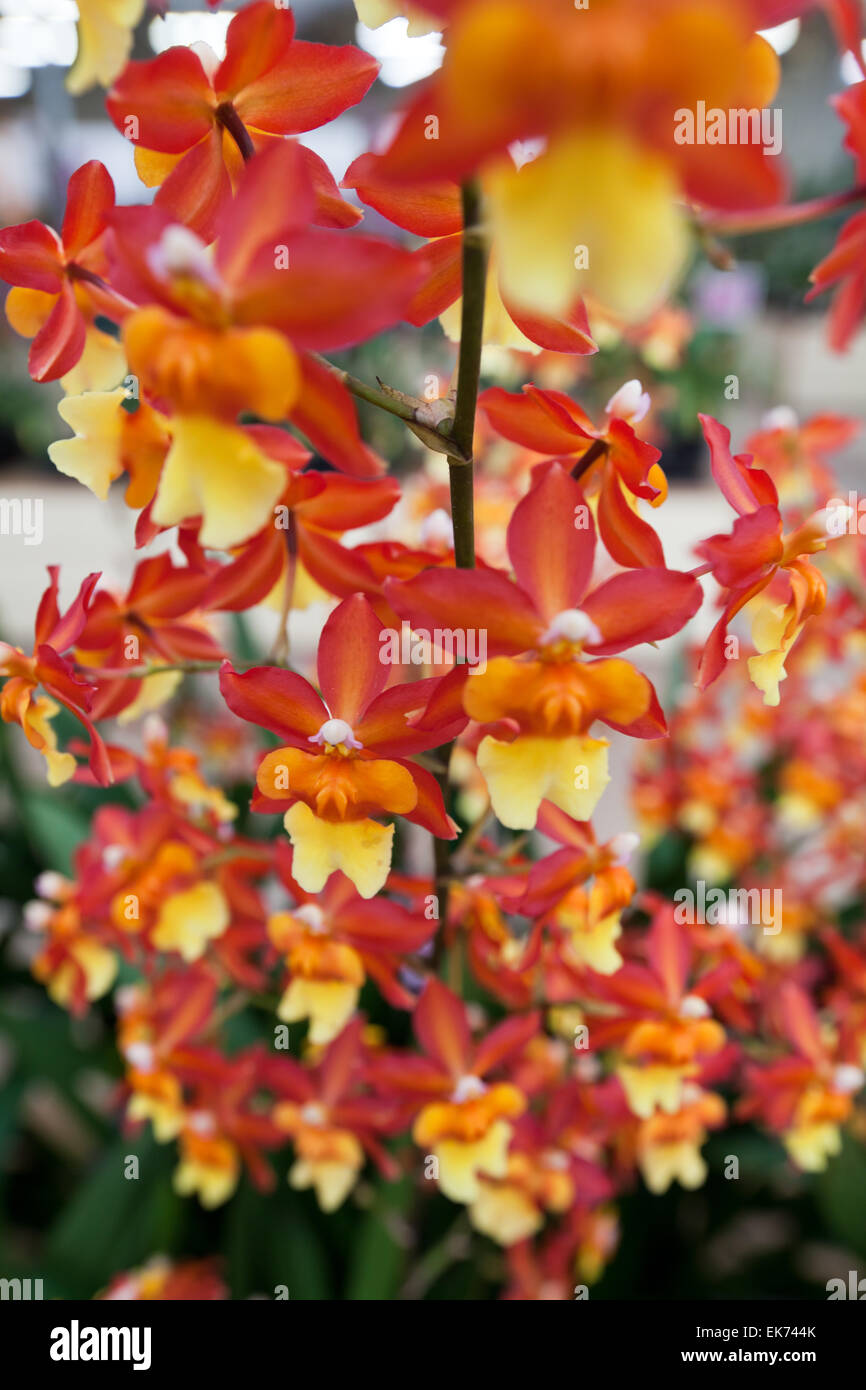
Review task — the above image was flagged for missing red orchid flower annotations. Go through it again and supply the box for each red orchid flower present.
[75,554,225,719]
[0,566,111,785]
[368,978,540,1204]
[387,461,701,829]
[807,80,866,350]
[108,141,423,494]
[107,1,378,240]
[0,161,124,381]
[480,380,667,568]
[575,903,732,1119]
[263,1017,402,1210]
[738,981,864,1171]
[519,804,640,917]
[220,593,461,899]
[694,414,836,701]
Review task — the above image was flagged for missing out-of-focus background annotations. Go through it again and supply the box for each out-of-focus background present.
[0,1,865,1299]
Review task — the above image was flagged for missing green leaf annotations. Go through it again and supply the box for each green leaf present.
[345,1175,412,1300]
[816,1134,866,1258]
[23,793,90,875]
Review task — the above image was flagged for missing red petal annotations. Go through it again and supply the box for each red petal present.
[597,471,665,569]
[297,530,380,601]
[28,283,85,382]
[405,234,462,325]
[214,0,295,99]
[413,979,471,1077]
[219,660,325,742]
[216,140,316,285]
[317,595,389,725]
[480,385,589,454]
[356,679,466,756]
[61,161,115,259]
[647,906,691,1005]
[0,221,63,292]
[106,47,215,153]
[238,229,425,351]
[501,294,596,355]
[473,1011,541,1077]
[507,463,595,621]
[400,760,458,838]
[699,414,778,516]
[204,531,285,612]
[385,567,541,655]
[299,144,362,229]
[582,569,702,655]
[233,40,378,135]
[696,506,783,589]
[296,473,400,531]
[343,153,463,237]
[153,131,232,243]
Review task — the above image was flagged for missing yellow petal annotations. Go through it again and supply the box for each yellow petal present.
[476,734,609,830]
[486,130,690,322]
[61,326,127,395]
[277,978,360,1045]
[46,939,118,1007]
[284,803,394,899]
[618,1063,686,1119]
[173,1158,238,1209]
[566,911,623,976]
[25,697,77,787]
[783,1122,842,1173]
[289,1155,361,1212]
[127,1094,184,1143]
[117,670,183,724]
[354,1,441,37]
[134,146,184,189]
[5,285,55,338]
[151,882,230,962]
[470,1183,543,1246]
[153,415,287,549]
[747,601,799,708]
[640,1141,707,1194]
[48,387,128,500]
[67,0,146,95]
[435,1119,513,1205]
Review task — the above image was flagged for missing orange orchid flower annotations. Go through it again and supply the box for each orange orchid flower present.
[695,414,842,701]
[221,594,460,898]
[0,161,125,382]
[369,980,540,1204]
[0,566,111,786]
[480,380,668,568]
[389,462,701,828]
[106,1,378,240]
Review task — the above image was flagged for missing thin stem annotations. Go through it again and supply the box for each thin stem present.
[314,355,418,422]
[429,184,489,969]
[447,180,489,569]
[399,1214,471,1301]
[699,182,866,237]
[311,356,469,461]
